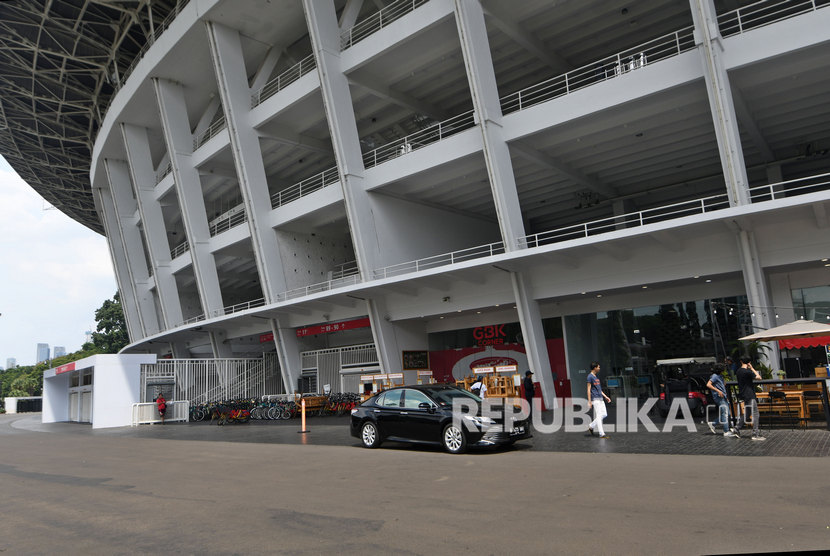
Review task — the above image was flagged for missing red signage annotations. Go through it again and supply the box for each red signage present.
[473,324,507,346]
[56,362,76,374]
[296,317,371,338]
[259,317,372,343]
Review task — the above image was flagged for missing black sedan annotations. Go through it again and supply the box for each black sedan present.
[349,384,531,454]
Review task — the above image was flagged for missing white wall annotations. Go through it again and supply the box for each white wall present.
[42,374,70,422]
[276,230,354,290]
[370,194,501,268]
[91,354,154,429]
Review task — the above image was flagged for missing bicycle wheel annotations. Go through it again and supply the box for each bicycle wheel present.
[267,406,280,420]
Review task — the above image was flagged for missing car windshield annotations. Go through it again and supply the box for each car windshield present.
[429,387,481,406]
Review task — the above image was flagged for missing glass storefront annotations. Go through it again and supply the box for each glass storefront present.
[565,296,751,398]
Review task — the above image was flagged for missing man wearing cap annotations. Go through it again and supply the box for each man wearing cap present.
[523,370,536,419]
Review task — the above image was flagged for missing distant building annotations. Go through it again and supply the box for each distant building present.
[53,346,66,358]
[36,343,50,364]
[5,358,16,369]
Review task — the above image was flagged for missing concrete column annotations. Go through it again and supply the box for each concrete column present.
[154,78,226,319]
[736,228,779,367]
[101,159,161,338]
[302,0,383,275]
[169,341,190,359]
[209,330,234,358]
[365,297,401,374]
[511,271,557,409]
[690,0,750,206]
[271,317,302,393]
[121,123,184,329]
[93,184,144,343]
[205,21,289,301]
[454,0,526,250]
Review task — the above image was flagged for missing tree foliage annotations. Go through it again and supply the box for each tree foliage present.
[90,292,129,354]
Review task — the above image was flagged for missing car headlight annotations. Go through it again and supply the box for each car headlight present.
[463,415,495,426]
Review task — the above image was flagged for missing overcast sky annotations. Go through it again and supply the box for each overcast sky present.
[0,157,117,368]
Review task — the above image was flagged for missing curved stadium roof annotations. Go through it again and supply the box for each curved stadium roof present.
[0,0,186,234]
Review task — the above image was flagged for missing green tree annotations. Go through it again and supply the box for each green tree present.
[91,292,129,353]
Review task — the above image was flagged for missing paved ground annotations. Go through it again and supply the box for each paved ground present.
[2,412,830,555]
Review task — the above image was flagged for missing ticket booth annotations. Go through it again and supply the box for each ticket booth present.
[42,354,156,429]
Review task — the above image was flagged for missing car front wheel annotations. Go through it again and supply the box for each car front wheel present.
[360,421,382,448]
[442,423,467,454]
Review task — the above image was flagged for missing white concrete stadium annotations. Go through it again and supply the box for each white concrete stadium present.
[3,0,830,406]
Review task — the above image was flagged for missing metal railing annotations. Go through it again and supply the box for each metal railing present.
[340,0,429,50]
[372,241,506,280]
[330,260,359,280]
[270,166,339,208]
[142,357,272,406]
[718,0,830,38]
[521,172,830,249]
[170,240,189,259]
[274,273,364,302]
[218,297,266,317]
[115,0,190,92]
[208,207,247,237]
[302,343,378,370]
[162,172,830,322]
[155,161,172,184]
[501,26,696,115]
[179,314,205,327]
[362,110,476,169]
[251,54,317,107]
[747,171,830,202]
[131,401,189,425]
[194,114,227,151]
[520,194,731,248]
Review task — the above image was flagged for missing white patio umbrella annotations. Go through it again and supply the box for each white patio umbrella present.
[739,319,830,342]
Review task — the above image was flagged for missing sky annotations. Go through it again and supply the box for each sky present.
[0,156,117,368]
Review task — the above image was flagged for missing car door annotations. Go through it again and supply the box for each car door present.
[400,389,443,442]
[373,389,405,437]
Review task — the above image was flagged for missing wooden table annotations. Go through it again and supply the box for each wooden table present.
[725,377,830,431]
[755,390,807,422]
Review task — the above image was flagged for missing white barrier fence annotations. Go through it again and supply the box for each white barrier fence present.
[131,400,189,426]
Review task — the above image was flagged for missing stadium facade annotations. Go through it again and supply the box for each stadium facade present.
[3,0,830,404]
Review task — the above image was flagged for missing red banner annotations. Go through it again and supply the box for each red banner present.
[259,332,274,343]
[296,317,371,338]
[56,362,76,374]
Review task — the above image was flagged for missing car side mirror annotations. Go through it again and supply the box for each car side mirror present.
[418,402,434,412]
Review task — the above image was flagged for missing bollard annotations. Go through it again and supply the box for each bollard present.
[298,398,309,434]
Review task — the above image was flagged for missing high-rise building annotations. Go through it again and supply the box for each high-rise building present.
[53,346,66,358]
[1,1,829,403]
[36,343,50,364]
[5,358,16,370]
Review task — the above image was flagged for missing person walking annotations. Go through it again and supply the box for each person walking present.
[706,364,738,437]
[587,362,611,439]
[523,370,536,419]
[736,356,765,440]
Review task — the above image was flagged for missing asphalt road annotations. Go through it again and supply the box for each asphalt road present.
[1,413,828,555]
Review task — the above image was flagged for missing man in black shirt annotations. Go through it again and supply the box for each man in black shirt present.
[736,356,765,440]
